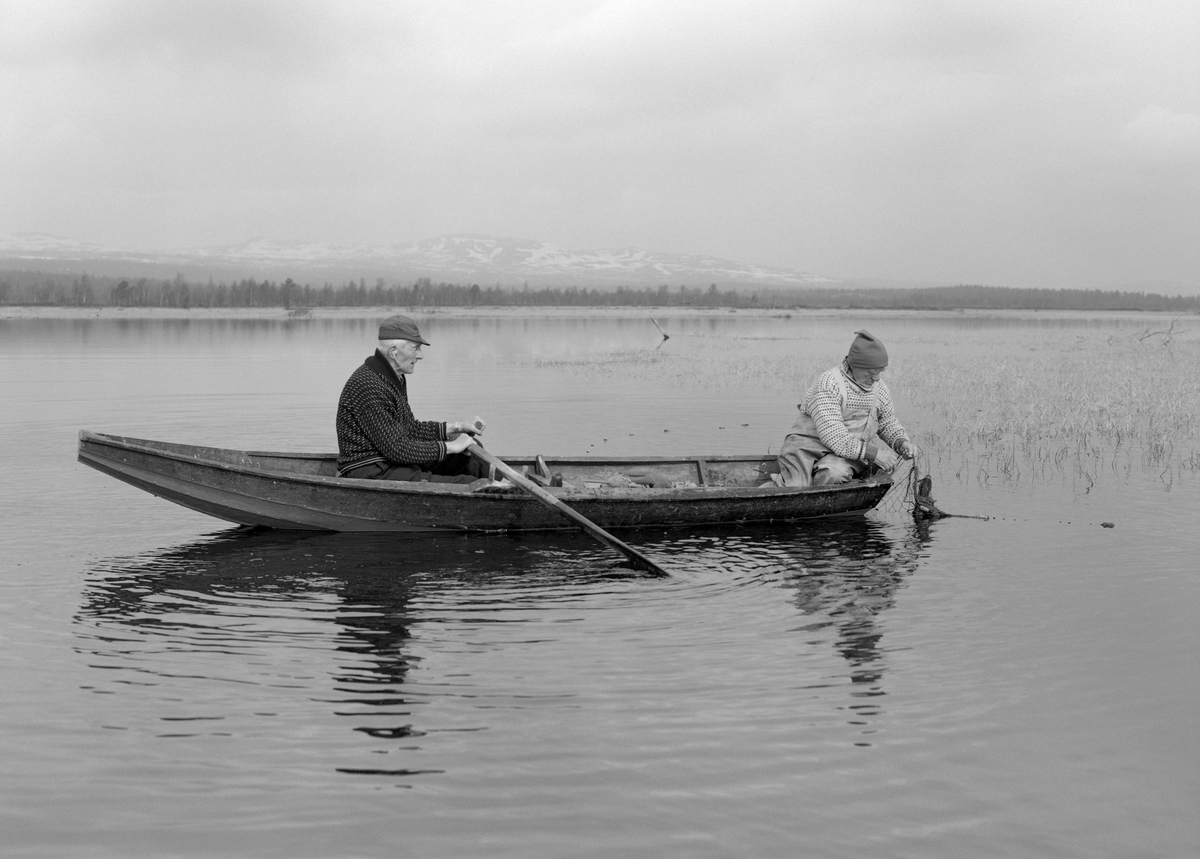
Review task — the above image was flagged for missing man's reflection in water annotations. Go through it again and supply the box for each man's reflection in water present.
[771,517,928,738]
[76,531,463,777]
[75,529,605,776]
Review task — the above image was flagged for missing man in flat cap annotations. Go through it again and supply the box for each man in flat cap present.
[772,329,916,487]
[335,314,490,484]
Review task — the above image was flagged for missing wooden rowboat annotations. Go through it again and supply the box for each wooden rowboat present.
[77,430,893,533]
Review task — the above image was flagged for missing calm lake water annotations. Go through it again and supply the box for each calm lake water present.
[1,310,1197,858]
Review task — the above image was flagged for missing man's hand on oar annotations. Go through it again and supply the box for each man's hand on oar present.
[449,416,486,437]
[446,433,478,455]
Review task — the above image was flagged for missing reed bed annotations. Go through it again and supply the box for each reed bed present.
[892,326,1199,488]
[537,318,1199,491]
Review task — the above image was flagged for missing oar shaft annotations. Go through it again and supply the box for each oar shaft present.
[470,446,666,575]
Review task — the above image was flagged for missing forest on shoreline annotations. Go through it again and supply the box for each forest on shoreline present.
[2,268,1197,313]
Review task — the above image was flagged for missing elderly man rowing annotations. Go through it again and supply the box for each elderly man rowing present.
[336,314,490,484]
[773,329,917,487]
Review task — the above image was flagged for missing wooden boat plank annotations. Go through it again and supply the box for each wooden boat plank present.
[78,430,892,533]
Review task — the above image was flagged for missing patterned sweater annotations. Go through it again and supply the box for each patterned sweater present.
[801,362,910,461]
[336,350,450,474]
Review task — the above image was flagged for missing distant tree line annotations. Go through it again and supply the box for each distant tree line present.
[1,269,1197,313]
[786,284,1200,313]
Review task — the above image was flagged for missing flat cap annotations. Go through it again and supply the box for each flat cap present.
[378,314,429,345]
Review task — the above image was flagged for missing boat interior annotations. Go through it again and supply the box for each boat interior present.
[86,432,784,490]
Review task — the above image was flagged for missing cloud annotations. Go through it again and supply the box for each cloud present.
[1120,105,1200,165]
[1,0,1198,290]
[0,0,386,73]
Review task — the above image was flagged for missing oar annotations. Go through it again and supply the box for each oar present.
[468,444,668,576]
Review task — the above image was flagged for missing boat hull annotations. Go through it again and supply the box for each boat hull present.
[78,431,893,533]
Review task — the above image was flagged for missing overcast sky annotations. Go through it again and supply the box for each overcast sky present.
[2,0,1197,290]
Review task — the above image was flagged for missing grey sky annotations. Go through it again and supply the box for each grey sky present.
[2,0,1197,290]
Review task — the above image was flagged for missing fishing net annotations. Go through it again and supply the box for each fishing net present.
[907,466,951,520]
[878,457,985,521]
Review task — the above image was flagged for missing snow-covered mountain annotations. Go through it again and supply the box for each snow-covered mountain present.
[0,233,837,288]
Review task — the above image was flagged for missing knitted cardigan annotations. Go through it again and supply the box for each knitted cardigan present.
[335,350,450,474]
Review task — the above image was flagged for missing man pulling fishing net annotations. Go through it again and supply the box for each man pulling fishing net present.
[770,329,918,487]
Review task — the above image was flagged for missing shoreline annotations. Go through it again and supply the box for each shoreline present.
[0,304,798,322]
[0,304,1188,322]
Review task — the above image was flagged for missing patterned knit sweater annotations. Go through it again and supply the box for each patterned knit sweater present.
[336,350,450,474]
[801,362,910,461]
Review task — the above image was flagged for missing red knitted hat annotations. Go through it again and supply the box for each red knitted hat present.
[846,329,888,369]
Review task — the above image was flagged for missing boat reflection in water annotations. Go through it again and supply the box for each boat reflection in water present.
[75,519,926,779]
